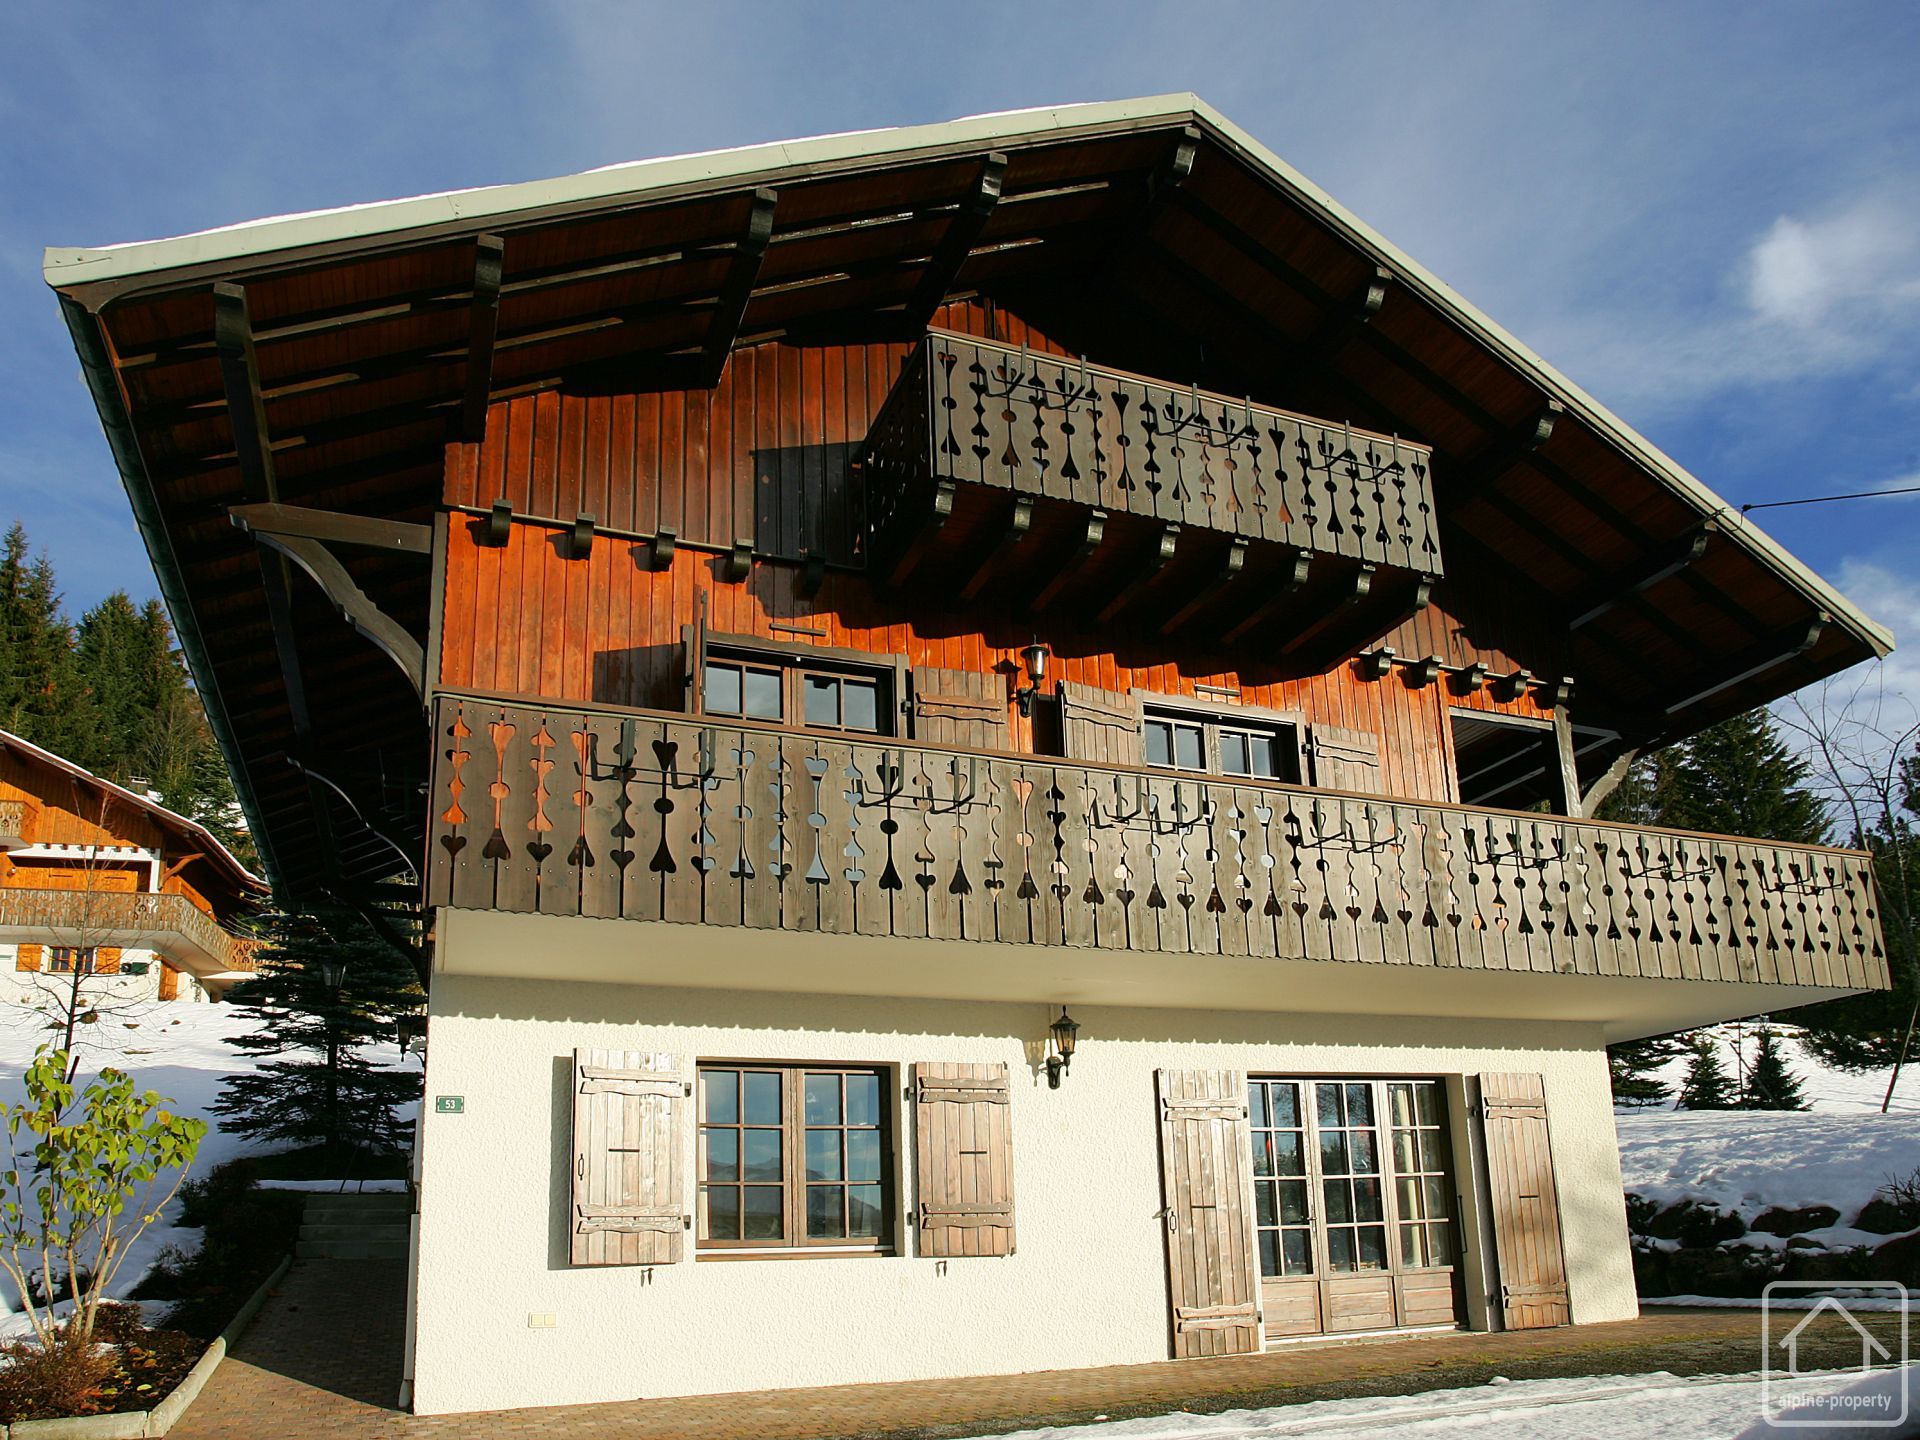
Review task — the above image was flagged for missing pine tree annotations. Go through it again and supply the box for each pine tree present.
[1609,1033,1685,1107]
[0,524,94,756]
[212,908,424,1166]
[1662,710,1828,844]
[1742,1027,1809,1110]
[1677,1034,1737,1109]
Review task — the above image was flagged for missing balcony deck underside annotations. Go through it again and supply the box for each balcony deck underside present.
[435,906,1859,1044]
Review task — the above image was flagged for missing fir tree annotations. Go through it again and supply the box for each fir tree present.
[1677,1034,1737,1109]
[1609,1033,1685,1107]
[1661,710,1828,844]
[1742,1027,1809,1110]
[0,524,93,756]
[213,908,424,1165]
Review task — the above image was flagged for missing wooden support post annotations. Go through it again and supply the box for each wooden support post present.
[900,154,1006,332]
[461,234,505,442]
[958,495,1034,601]
[1552,710,1584,819]
[1580,745,1641,815]
[700,189,778,385]
[1029,509,1106,614]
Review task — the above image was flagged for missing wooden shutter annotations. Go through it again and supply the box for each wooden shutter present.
[1155,1070,1262,1357]
[910,666,1011,750]
[94,947,121,975]
[913,1062,1015,1257]
[570,1049,690,1266]
[1479,1072,1571,1329]
[158,960,179,1000]
[15,943,40,973]
[1310,724,1382,793]
[1059,681,1144,766]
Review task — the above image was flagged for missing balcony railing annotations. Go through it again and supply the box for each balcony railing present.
[425,695,1885,992]
[0,800,29,851]
[0,888,257,976]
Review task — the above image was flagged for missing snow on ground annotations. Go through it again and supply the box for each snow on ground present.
[958,1366,1920,1439]
[0,1000,419,1338]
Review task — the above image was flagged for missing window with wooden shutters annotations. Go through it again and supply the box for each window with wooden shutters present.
[1059,681,1144,767]
[1478,1072,1571,1329]
[912,1062,1014,1257]
[1310,724,1382,793]
[1155,1069,1261,1357]
[569,1049,690,1267]
[15,943,41,973]
[909,666,1011,750]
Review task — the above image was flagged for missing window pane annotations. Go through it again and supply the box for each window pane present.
[1346,1083,1374,1124]
[1256,1180,1277,1227]
[1400,1224,1425,1269]
[1250,1083,1270,1129]
[804,1074,841,1125]
[1278,1179,1309,1225]
[1418,1130,1442,1173]
[1317,1083,1343,1128]
[843,680,880,733]
[1249,734,1276,778]
[743,1071,781,1125]
[1354,1177,1383,1223]
[1393,1130,1418,1174]
[705,1129,739,1182]
[1259,1229,1281,1278]
[1273,1131,1304,1177]
[743,667,782,719]
[704,1186,741,1240]
[1221,732,1250,775]
[805,1129,841,1182]
[1320,1129,1349,1176]
[706,663,742,715]
[847,1128,881,1183]
[804,675,839,727]
[1425,1177,1451,1217]
[1327,1227,1355,1272]
[1389,1083,1414,1128]
[845,1073,880,1127]
[1350,1130,1378,1176]
[1323,1180,1353,1225]
[1146,720,1173,767]
[1252,1133,1274,1178]
[1428,1224,1453,1265]
[1397,1176,1422,1222]
[848,1184,884,1237]
[807,1185,845,1238]
[743,1128,782,1181]
[703,1071,738,1124]
[1416,1084,1441,1126]
[1271,1084,1299,1128]
[1282,1228,1313,1275]
[1357,1226,1388,1270]
[743,1186,784,1239]
[1174,724,1204,770]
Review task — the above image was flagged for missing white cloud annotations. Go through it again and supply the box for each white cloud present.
[1746,196,1920,328]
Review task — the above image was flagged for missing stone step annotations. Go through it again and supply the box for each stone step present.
[300,1220,411,1242]
[295,1237,411,1261]
[301,1194,411,1218]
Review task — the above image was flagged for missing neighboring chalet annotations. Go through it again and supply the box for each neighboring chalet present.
[46,96,1894,1415]
[0,728,260,1004]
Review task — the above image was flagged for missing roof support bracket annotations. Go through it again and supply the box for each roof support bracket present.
[1568,523,1716,630]
[1663,613,1828,716]
[900,154,1006,333]
[236,526,426,701]
[461,234,505,442]
[1452,400,1564,506]
[700,189,778,385]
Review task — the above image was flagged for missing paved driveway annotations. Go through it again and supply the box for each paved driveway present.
[167,1261,1910,1439]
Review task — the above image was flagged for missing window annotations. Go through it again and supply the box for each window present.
[48,947,96,974]
[1316,1082,1387,1273]
[1389,1081,1455,1268]
[702,647,892,736]
[1250,1080,1314,1278]
[697,1064,891,1251]
[1143,706,1301,782]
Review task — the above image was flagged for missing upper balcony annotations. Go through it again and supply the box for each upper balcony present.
[0,888,259,982]
[857,333,1443,670]
[0,800,31,852]
[424,693,1884,1030]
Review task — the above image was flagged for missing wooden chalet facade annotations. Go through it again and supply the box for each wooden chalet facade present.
[0,729,260,1004]
[47,96,1893,1414]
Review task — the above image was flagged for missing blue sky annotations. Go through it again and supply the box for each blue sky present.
[5,2,1919,700]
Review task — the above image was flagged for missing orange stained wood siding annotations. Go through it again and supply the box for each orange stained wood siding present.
[0,763,164,853]
[439,521,1549,807]
[443,302,1069,565]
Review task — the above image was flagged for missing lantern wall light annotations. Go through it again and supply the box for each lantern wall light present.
[1013,640,1051,717]
[1044,1006,1080,1089]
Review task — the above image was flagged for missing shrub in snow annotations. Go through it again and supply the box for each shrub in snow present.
[1677,1035,1738,1109]
[1750,1204,1841,1235]
[1742,1027,1809,1110]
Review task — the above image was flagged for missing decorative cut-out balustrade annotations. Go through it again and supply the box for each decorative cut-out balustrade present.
[426,695,1883,990]
[861,331,1443,579]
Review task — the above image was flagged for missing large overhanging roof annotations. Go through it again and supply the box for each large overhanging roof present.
[44,94,1893,897]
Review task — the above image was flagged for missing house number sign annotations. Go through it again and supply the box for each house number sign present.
[435,1095,465,1114]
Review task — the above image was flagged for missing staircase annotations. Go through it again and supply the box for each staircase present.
[296,1191,412,1261]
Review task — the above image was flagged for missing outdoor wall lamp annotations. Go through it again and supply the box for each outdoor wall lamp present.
[317,960,350,993]
[1014,640,1051,717]
[1044,1006,1080,1089]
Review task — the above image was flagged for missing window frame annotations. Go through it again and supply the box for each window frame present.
[47,946,97,975]
[695,1060,896,1256]
[1134,691,1306,785]
[694,631,903,739]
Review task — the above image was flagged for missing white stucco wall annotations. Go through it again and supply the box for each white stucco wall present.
[0,946,204,1006]
[409,959,1637,1415]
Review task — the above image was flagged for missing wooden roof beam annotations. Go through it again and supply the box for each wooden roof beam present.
[956,494,1034,601]
[1093,523,1181,624]
[461,235,505,442]
[699,189,778,385]
[1663,612,1828,716]
[1027,509,1107,615]
[1449,401,1562,507]
[1219,550,1313,644]
[1568,523,1716,631]
[228,501,431,555]
[897,155,1006,335]
[1158,537,1248,634]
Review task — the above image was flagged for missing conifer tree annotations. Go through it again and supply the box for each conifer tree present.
[1661,710,1828,844]
[1677,1034,1737,1109]
[1742,1027,1809,1110]
[213,908,424,1166]
[1608,1034,1685,1107]
[0,524,93,757]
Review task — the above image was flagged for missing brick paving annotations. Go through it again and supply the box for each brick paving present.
[168,1260,1912,1439]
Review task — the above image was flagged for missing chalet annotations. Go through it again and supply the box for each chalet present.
[0,728,260,1004]
[45,96,1894,1415]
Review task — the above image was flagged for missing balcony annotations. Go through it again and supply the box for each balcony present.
[0,800,30,852]
[857,333,1442,668]
[0,888,258,981]
[424,695,1884,1001]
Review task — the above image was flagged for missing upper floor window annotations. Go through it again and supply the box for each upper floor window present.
[1144,706,1302,783]
[702,645,893,736]
[49,947,97,974]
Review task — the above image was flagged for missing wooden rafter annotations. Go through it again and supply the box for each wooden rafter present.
[461,234,505,442]
[957,495,1034,601]
[1094,523,1181,624]
[1028,510,1107,614]
[1159,538,1248,634]
[899,154,1006,334]
[699,189,778,385]
[1663,613,1828,716]
[228,502,431,555]
[1568,523,1715,630]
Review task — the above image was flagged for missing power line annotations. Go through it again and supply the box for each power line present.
[1741,484,1920,513]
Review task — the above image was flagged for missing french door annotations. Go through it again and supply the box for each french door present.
[1248,1077,1461,1339]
